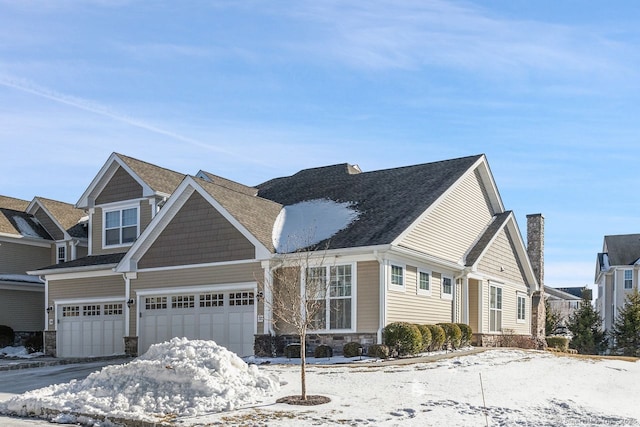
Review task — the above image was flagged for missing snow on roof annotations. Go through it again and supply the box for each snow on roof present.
[12,216,42,238]
[0,274,44,284]
[0,338,279,423]
[272,199,359,253]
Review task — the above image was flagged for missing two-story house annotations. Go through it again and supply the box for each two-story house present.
[0,195,87,345]
[33,153,543,358]
[595,234,640,333]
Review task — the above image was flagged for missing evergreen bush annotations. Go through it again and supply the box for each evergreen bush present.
[546,336,569,352]
[456,323,473,347]
[438,323,462,349]
[383,322,423,356]
[285,343,301,358]
[342,341,363,358]
[0,325,14,348]
[427,324,446,351]
[313,344,333,358]
[416,324,432,352]
[367,344,390,359]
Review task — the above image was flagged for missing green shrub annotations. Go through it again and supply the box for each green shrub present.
[314,344,333,358]
[427,324,446,351]
[285,343,301,358]
[438,323,462,349]
[367,344,390,359]
[546,336,569,352]
[383,322,423,356]
[343,341,363,358]
[456,323,473,347]
[0,325,14,348]
[416,325,432,352]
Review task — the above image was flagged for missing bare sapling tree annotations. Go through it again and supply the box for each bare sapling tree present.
[258,233,331,402]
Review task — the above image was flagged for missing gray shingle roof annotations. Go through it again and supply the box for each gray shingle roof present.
[603,234,640,266]
[35,253,127,271]
[256,155,484,250]
[0,208,52,239]
[464,211,512,266]
[197,178,282,252]
[197,171,258,196]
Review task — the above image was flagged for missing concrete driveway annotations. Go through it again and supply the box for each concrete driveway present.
[0,358,130,426]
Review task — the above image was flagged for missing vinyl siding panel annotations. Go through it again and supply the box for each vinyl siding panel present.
[486,283,530,335]
[400,169,494,263]
[138,192,255,269]
[33,207,64,240]
[130,263,262,335]
[387,269,453,325]
[46,274,125,331]
[477,229,527,284]
[95,166,143,205]
[0,289,44,331]
[357,261,379,332]
[0,240,52,273]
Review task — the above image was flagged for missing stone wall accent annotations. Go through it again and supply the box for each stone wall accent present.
[44,330,56,356]
[124,336,139,357]
[527,213,546,338]
[254,333,378,357]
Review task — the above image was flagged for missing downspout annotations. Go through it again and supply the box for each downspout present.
[374,250,386,344]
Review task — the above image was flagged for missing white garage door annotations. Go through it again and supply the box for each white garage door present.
[140,290,255,356]
[58,302,125,357]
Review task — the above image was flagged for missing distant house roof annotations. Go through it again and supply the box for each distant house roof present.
[256,155,484,250]
[546,286,583,301]
[601,234,640,266]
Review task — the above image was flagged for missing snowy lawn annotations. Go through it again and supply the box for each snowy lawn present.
[1,338,639,426]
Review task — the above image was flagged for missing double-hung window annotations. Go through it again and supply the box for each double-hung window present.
[624,270,633,290]
[104,205,138,246]
[306,264,353,331]
[56,244,66,264]
[417,269,431,296]
[517,294,526,323]
[441,275,453,300]
[490,284,503,332]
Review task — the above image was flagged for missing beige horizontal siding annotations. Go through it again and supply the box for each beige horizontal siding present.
[0,289,44,331]
[0,240,52,273]
[357,261,379,333]
[477,229,526,284]
[400,169,494,263]
[387,269,453,325]
[468,279,480,333]
[47,274,125,331]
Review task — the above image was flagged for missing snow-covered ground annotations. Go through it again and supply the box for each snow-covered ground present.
[0,346,44,359]
[1,338,639,426]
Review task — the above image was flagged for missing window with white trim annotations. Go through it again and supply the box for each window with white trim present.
[306,264,353,331]
[417,269,431,296]
[517,294,526,323]
[56,244,66,264]
[391,265,404,287]
[104,206,138,246]
[490,285,503,332]
[624,270,633,290]
[441,276,453,300]
[229,292,255,306]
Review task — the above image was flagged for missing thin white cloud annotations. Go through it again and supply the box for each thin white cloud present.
[0,74,230,155]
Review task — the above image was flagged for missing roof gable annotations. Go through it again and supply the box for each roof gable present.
[602,234,640,266]
[27,197,88,240]
[256,155,486,250]
[76,153,185,208]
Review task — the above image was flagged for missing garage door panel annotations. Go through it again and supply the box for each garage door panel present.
[58,303,125,358]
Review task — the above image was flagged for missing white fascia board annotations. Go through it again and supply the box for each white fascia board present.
[475,155,505,213]
[270,244,390,265]
[29,265,120,279]
[505,215,539,291]
[388,245,464,274]
[135,282,256,297]
[76,153,155,208]
[54,296,125,305]
[0,234,52,248]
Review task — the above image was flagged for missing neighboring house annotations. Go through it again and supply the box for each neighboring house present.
[545,286,585,326]
[33,152,543,358]
[0,195,87,344]
[595,234,640,333]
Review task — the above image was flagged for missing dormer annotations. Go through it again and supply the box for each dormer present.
[75,153,185,256]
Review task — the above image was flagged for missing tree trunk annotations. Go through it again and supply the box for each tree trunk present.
[300,334,307,400]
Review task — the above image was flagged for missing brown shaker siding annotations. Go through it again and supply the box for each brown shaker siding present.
[138,192,255,269]
[33,207,64,240]
[356,261,380,333]
[95,166,143,205]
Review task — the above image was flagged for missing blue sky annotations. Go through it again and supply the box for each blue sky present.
[2,1,639,289]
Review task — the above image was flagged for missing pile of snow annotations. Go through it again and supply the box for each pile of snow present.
[272,199,359,252]
[0,346,43,359]
[0,338,279,423]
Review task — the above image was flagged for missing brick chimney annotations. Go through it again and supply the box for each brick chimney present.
[526,213,546,339]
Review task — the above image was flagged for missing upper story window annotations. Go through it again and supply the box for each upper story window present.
[417,269,431,296]
[441,276,453,300]
[56,244,66,264]
[104,206,138,247]
[624,270,633,290]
